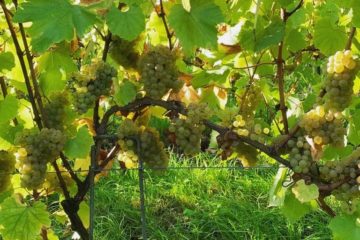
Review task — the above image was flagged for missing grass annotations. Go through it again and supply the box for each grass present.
[94,153,333,240]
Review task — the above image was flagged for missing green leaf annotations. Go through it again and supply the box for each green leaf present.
[268,167,288,207]
[114,80,137,106]
[292,180,319,203]
[105,4,145,41]
[255,18,285,51]
[192,68,229,88]
[182,0,191,12]
[0,52,15,72]
[284,29,307,52]
[0,123,23,150]
[329,214,360,240]
[352,1,360,27]
[13,0,98,52]
[0,95,19,124]
[200,87,220,109]
[0,197,51,240]
[38,46,77,95]
[348,111,360,145]
[280,192,312,223]
[313,17,347,55]
[322,145,354,161]
[64,126,93,159]
[168,0,224,54]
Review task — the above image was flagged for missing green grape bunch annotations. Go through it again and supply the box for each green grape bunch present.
[15,128,66,189]
[138,45,183,99]
[319,149,360,201]
[299,106,346,148]
[68,61,117,114]
[0,150,15,193]
[237,81,262,121]
[43,92,70,130]
[168,103,211,155]
[286,131,314,174]
[118,119,169,169]
[323,50,359,112]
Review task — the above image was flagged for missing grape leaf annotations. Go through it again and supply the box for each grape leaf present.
[191,68,229,89]
[0,123,23,150]
[78,202,90,229]
[322,145,353,161]
[0,52,15,72]
[114,79,137,106]
[0,95,19,124]
[255,18,285,51]
[348,111,360,145]
[284,29,307,52]
[313,17,347,55]
[351,0,360,28]
[280,192,313,223]
[38,46,77,95]
[0,197,51,240]
[168,0,224,54]
[64,126,93,159]
[105,4,145,41]
[329,214,360,240]
[268,167,288,207]
[13,0,98,52]
[291,180,319,203]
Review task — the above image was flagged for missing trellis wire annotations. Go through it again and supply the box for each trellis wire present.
[0,162,278,240]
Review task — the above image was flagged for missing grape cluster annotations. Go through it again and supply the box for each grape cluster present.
[319,156,359,201]
[324,50,358,111]
[118,119,169,169]
[0,150,15,193]
[168,103,211,155]
[287,133,313,174]
[110,36,140,69]
[15,128,66,189]
[237,82,262,121]
[43,92,69,130]
[232,114,269,144]
[138,46,182,99]
[299,106,345,147]
[69,61,117,114]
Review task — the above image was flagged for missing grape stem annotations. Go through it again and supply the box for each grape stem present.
[345,27,356,51]
[156,0,173,50]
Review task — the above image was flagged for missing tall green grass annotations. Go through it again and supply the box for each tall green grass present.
[94,153,332,240]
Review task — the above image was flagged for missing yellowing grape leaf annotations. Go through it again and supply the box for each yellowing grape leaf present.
[0,197,51,240]
[64,126,93,159]
[105,4,145,41]
[13,0,98,52]
[291,180,319,203]
[329,214,360,240]
[168,0,224,54]
[78,202,90,229]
